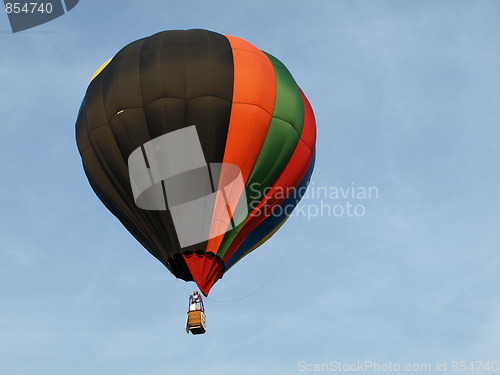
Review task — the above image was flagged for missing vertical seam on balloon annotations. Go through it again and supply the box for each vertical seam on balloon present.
[137,38,149,143]
[133,40,175,263]
[207,30,213,177]
[134,37,176,262]
[205,34,217,193]
[160,32,169,139]
[113,52,120,117]
[158,32,185,258]
[108,53,131,167]
[183,32,189,146]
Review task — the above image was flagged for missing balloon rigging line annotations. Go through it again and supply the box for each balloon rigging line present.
[204,214,303,303]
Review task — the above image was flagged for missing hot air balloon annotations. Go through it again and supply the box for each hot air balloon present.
[75,29,316,298]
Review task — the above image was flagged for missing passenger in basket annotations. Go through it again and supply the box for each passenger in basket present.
[189,291,202,311]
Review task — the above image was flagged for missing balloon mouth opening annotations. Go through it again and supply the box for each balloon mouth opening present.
[166,251,225,296]
[183,250,217,259]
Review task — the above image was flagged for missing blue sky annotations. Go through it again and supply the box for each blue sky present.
[1,1,500,374]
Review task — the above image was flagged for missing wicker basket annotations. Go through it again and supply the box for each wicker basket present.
[186,310,207,335]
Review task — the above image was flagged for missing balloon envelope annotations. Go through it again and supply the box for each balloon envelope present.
[76,29,316,295]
